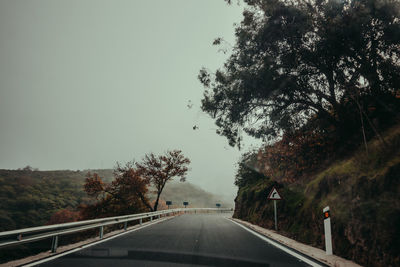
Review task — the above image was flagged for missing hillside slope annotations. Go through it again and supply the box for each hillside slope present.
[234,125,400,267]
[0,168,228,231]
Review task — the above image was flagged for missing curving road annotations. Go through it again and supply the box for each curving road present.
[35,214,324,267]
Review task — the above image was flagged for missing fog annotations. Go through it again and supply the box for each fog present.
[0,1,260,202]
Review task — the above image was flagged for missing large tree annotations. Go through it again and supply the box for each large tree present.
[199,0,400,147]
[81,164,150,218]
[136,150,191,211]
[82,151,190,216]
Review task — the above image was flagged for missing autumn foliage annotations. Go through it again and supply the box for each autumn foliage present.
[81,150,190,219]
[80,164,149,219]
[83,173,105,199]
[258,128,334,183]
[137,150,190,211]
[48,209,81,225]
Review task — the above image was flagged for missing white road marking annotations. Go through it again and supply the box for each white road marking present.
[23,217,174,267]
[24,215,323,267]
[227,218,324,267]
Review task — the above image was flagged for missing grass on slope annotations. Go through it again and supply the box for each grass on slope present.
[234,124,400,266]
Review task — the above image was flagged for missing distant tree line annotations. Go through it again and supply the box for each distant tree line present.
[16,166,39,172]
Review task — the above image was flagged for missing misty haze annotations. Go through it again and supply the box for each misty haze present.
[0,0,399,266]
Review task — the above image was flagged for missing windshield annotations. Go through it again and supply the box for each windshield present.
[0,1,398,266]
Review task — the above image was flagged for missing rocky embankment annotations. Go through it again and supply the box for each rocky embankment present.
[234,127,400,266]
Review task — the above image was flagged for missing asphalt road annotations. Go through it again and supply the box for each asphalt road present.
[36,214,322,267]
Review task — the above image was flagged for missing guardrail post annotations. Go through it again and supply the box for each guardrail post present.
[99,226,104,239]
[158,214,160,219]
[17,233,22,241]
[124,221,128,231]
[150,216,153,222]
[140,218,142,225]
[51,235,58,253]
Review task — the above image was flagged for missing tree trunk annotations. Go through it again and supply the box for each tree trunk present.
[153,182,167,211]
[326,70,341,122]
[138,192,153,212]
[153,192,161,211]
[358,103,369,156]
[360,107,388,149]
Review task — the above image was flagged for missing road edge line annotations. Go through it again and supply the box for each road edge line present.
[226,218,325,267]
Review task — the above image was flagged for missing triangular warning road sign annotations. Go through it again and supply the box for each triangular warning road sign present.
[267,187,282,200]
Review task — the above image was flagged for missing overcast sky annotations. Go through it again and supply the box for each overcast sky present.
[0,0,260,200]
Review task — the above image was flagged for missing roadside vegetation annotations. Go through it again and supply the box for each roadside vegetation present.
[81,150,190,219]
[0,150,231,264]
[0,169,114,231]
[200,0,400,266]
[234,125,399,266]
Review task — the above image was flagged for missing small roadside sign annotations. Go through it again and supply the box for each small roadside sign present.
[166,201,172,206]
[216,203,221,208]
[267,186,283,231]
[183,201,189,207]
[267,187,282,200]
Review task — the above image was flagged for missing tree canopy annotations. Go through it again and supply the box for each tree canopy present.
[82,165,150,218]
[199,0,400,147]
[136,150,191,211]
[82,150,191,216]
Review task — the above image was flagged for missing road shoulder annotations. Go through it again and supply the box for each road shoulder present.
[229,218,362,267]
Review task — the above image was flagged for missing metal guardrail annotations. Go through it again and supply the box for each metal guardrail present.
[0,208,231,253]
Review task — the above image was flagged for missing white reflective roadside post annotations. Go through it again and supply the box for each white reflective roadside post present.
[267,187,283,231]
[273,200,277,231]
[323,206,333,255]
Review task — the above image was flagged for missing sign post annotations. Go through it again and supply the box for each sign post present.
[166,201,172,209]
[323,206,333,255]
[273,200,277,231]
[216,203,221,213]
[267,187,282,231]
